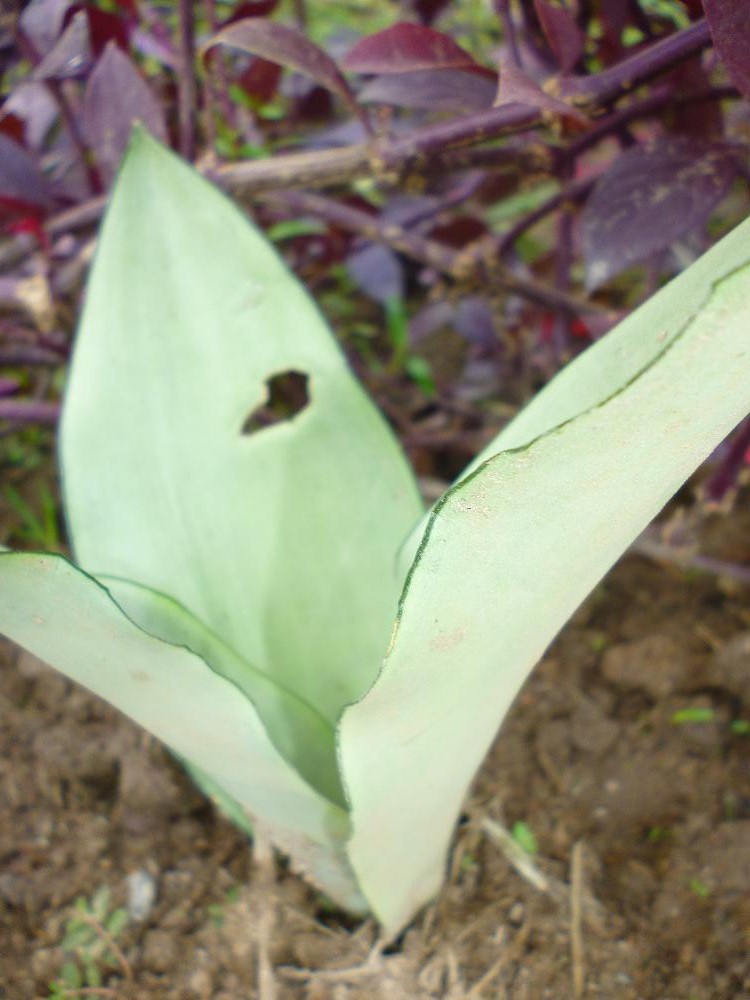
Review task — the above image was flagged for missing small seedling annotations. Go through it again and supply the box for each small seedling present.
[3,483,60,550]
[671,707,716,725]
[511,821,539,856]
[206,885,242,928]
[589,632,608,654]
[48,886,129,996]
[460,851,479,872]
[646,826,672,844]
[689,877,712,900]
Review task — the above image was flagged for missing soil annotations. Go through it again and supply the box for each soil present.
[3,494,750,999]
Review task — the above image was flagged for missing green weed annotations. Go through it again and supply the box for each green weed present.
[48,886,129,997]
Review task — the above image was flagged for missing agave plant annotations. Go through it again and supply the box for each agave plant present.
[2,130,750,933]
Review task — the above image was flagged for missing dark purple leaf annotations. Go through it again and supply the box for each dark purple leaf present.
[237,57,283,104]
[494,59,587,124]
[293,84,335,122]
[703,0,750,101]
[428,215,488,247]
[582,137,741,289]
[82,42,167,185]
[413,0,452,25]
[453,297,497,349]
[533,0,584,73]
[668,58,723,140]
[226,0,280,19]
[0,134,54,208]
[343,22,486,75]
[74,4,131,58]
[347,243,404,303]
[4,82,61,149]
[0,114,26,145]
[705,417,750,502]
[359,69,496,112]
[409,300,454,345]
[598,0,655,61]
[202,20,368,129]
[32,9,91,80]
[302,119,368,150]
[131,26,179,68]
[382,195,441,227]
[19,0,73,57]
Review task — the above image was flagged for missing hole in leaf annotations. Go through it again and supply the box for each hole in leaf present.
[241,370,310,435]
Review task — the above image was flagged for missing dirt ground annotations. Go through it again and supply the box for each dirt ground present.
[3,496,750,999]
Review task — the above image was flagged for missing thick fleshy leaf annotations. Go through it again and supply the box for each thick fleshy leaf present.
[83,42,168,184]
[343,23,484,75]
[533,0,584,72]
[99,575,343,805]
[359,69,496,112]
[582,137,740,289]
[341,213,750,932]
[60,130,423,729]
[703,0,750,101]
[202,20,367,127]
[0,551,362,910]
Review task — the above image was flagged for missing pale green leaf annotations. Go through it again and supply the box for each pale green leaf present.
[0,552,364,911]
[399,215,750,575]
[61,129,423,727]
[341,217,750,932]
[99,575,343,805]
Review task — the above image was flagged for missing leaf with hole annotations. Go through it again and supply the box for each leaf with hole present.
[3,131,750,934]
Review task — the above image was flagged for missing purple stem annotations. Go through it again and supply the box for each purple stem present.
[0,399,60,425]
[551,181,574,357]
[498,177,595,257]
[177,0,197,159]
[495,0,522,67]
[292,0,307,30]
[202,0,236,137]
[564,86,737,163]
[0,346,66,366]
[559,19,712,105]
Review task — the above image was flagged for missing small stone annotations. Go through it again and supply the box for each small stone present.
[707,632,750,702]
[29,947,62,981]
[126,869,158,921]
[141,929,178,974]
[570,695,619,754]
[0,873,26,906]
[601,634,689,699]
[186,951,214,1000]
